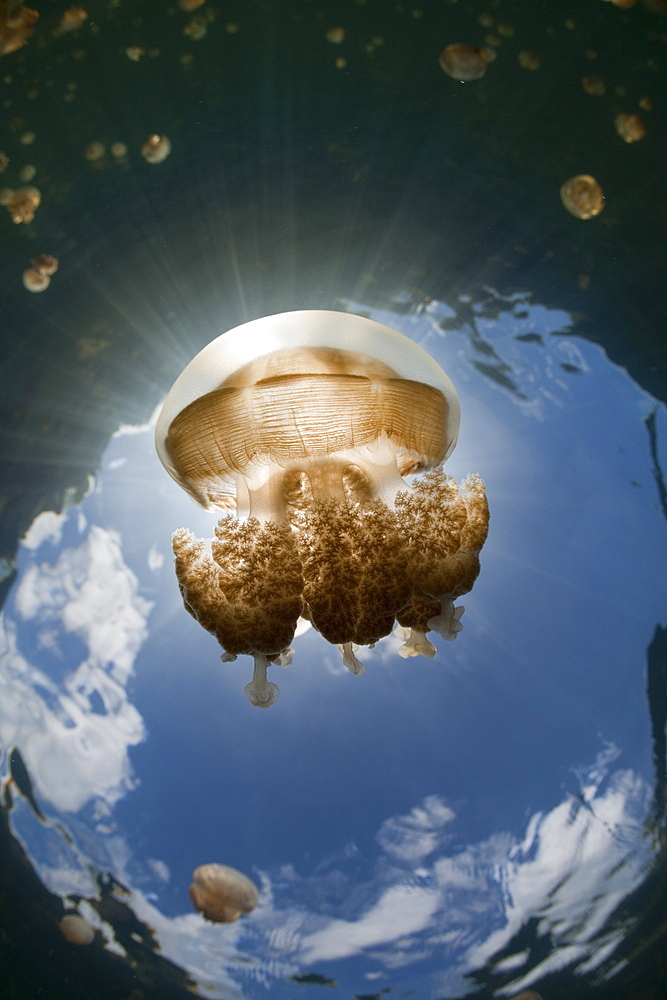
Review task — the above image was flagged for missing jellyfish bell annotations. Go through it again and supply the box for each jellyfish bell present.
[560,174,605,219]
[189,863,259,923]
[59,913,94,945]
[156,311,488,706]
[22,267,50,292]
[438,43,491,81]
[141,133,171,164]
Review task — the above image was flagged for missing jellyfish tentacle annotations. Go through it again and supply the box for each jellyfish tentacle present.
[395,626,437,659]
[338,643,366,675]
[244,654,280,707]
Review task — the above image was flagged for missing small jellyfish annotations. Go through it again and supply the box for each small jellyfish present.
[615,112,646,143]
[518,50,540,71]
[189,864,259,923]
[59,913,94,945]
[560,174,605,219]
[5,185,40,223]
[183,16,207,40]
[156,311,488,706]
[18,163,36,182]
[0,4,39,56]
[125,45,145,61]
[439,43,490,82]
[31,253,58,275]
[582,74,605,96]
[110,141,128,159]
[0,152,9,172]
[141,133,171,164]
[325,27,345,44]
[58,7,87,32]
[22,268,49,292]
[84,141,105,161]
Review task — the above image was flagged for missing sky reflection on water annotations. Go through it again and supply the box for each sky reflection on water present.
[1,292,666,999]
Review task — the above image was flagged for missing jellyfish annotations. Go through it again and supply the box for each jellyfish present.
[560,174,605,219]
[156,311,488,706]
[615,112,646,143]
[58,6,87,33]
[141,133,171,164]
[0,3,38,56]
[438,43,490,81]
[22,267,49,292]
[30,252,58,275]
[4,184,40,223]
[189,863,259,923]
[59,913,95,945]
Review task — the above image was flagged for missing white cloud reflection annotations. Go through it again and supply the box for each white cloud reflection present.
[0,522,149,813]
[243,752,653,993]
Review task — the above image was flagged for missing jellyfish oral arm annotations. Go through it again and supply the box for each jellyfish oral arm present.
[244,654,280,708]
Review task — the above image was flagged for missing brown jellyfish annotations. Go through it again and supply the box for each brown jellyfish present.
[560,174,605,219]
[141,133,171,164]
[22,267,49,292]
[156,311,489,706]
[189,863,259,923]
[58,6,87,33]
[59,913,95,945]
[4,184,40,223]
[438,43,490,81]
[0,4,38,57]
[615,112,646,143]
[30,252,58,275]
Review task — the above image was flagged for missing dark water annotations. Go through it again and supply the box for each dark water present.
[1,2,667,999]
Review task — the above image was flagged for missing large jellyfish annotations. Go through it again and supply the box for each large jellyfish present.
[156,311,489,706]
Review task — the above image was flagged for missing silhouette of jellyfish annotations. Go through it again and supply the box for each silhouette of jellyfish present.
[189,864,258,923]
[156,310,489,706]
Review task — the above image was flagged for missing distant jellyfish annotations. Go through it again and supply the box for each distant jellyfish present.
[141,133,171,164]
[560,174,605,219]
[582,74,605,96]
[22,267,50,292]
[5,185,40,223]
[59,913,95,945]
[18,163,36,182]
[156,311,488,706]
[31,253,58,276]
[0,4,39,56]
[518,50,540,70]
[84,141,105,161]
[439,43,490,81]
[58,7,88,32]
[325,27,345,44]
[189,864,259,923]
[615,112,646,143]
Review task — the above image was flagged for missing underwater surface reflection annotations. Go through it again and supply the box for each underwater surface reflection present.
[2,294,666,999]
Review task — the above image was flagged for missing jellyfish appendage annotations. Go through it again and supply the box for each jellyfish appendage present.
[244,654,281,708]
[395,625,437,659]
[337,643,366,675]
